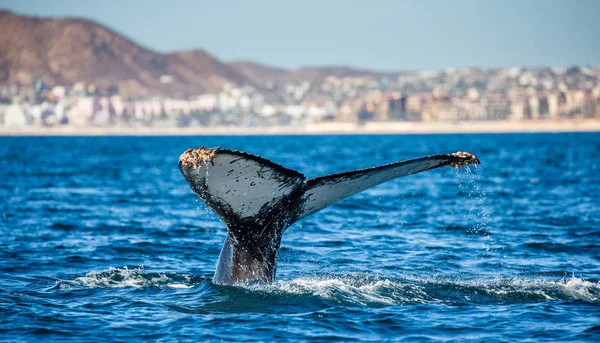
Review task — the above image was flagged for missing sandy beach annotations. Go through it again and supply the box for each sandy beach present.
[1,119,599,136]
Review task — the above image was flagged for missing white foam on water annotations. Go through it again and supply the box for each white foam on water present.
[241,275,429,306]
[62,266,195,289]
[61,267,599,305]
[556,276,599,301]
[168,283,192,289]
[74,266,166,288]
[407,275,600,302]
[239,274,599,305]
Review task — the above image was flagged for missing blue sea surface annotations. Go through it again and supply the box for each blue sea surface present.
[0,133,599,342]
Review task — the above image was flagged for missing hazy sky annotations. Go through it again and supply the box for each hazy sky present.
[2,0,599,70]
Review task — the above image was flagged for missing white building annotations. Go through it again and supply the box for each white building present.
[4,104,27,127]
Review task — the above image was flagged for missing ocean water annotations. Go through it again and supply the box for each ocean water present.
[0,133,599,342]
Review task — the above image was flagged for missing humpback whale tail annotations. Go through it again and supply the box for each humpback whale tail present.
[179,147,480,285]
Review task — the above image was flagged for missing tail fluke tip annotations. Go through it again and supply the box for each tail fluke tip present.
[450,151,480,168]
[179,146,217,169]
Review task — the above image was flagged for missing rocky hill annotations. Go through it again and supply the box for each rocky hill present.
[227,61,290,87]
[227,61,399,87]
[0,10,399,97]
[0,10,250,97]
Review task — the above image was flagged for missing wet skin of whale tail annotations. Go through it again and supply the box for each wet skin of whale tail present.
[179,147,480,285]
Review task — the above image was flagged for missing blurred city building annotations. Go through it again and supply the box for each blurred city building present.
[1,66,598,129]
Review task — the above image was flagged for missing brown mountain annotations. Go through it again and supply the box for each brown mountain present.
[0,10,250,97]
[227,61,290,87]
[0,10,400,97]
[228,61,400,86]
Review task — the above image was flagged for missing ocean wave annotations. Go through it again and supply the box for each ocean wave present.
[57,268,599,306]
[240,274,600,305]
[55,266,199,289]
[242,276,423,306]
[407,275,600,303]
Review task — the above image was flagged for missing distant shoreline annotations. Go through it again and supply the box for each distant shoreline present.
[1,119,599,136]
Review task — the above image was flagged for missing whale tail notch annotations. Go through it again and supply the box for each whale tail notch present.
[179,147,479,284]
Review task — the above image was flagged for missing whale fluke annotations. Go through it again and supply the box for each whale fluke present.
[179,147,480,285]
[179,148,305,284]
[294,151,480,221]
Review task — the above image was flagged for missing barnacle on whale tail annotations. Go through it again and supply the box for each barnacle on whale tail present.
[179,146,216,169]
[450,151,480,168]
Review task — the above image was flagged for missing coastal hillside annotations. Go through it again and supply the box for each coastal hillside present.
[227,61,401,87]
[227,61,290,87]
[0,10,403,97]
[0,10,250,97]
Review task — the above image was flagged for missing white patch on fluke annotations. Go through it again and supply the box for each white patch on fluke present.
[181,150,304,219]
